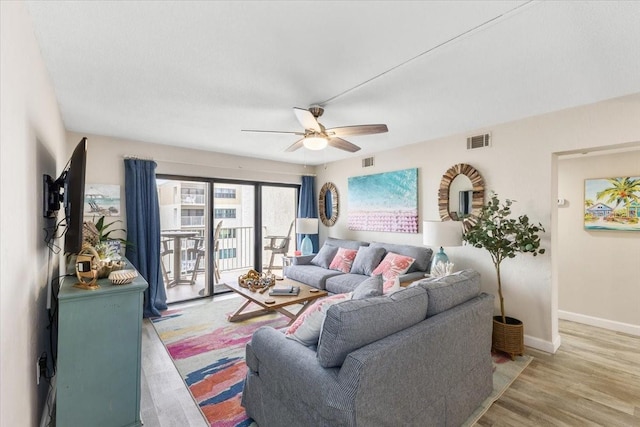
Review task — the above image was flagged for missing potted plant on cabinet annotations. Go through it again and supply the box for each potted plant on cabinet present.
[463,193,545,359]
[83,216,129,277]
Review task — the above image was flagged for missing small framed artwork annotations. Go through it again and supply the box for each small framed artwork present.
[584,176,640,231]
[84,184,121,217]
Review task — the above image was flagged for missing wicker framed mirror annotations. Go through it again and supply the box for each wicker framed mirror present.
[438,163,484,231]
[319,182,339,227]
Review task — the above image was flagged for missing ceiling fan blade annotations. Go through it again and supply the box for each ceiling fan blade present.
[242,129,305,135]
[285,138,305,152]
[326,124,388,137]
[328,137,361,153]
[293,107,321,132]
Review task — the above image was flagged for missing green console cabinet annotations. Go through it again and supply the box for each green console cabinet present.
[56,267,148,427]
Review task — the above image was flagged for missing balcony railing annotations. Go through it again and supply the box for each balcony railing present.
[181,216,205,227]
[161,224,294,290]
[181,194,205,204]
[217,226,255,271]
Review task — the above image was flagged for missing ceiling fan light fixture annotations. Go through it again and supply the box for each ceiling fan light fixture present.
[303,135,328,150]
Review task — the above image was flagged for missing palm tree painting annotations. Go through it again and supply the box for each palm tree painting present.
[584,176,640,231]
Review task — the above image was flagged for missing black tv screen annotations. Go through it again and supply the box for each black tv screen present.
[63,138,87,254]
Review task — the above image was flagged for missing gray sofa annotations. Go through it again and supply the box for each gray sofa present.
[284,237,434,294]
[242,269,494,427]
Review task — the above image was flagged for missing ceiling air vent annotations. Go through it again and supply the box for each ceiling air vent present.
[467,133,491,150]
[362,157,375,168]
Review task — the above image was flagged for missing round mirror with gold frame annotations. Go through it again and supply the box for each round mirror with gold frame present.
[438,163,484,231]
[319,182,339,227]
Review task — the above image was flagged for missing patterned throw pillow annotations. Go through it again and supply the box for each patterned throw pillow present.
[310,244,339,269]
[328,247,358,273]
[285,293,352,346]
[371,252,415,293]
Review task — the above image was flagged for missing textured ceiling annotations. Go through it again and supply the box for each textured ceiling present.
[25,1,640,165]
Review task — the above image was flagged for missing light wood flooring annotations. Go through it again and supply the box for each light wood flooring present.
[140,308,640,427]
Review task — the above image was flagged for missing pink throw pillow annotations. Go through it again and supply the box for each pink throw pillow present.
[372,252,415,293]
[285,293,351,346]
[329,247,358,273]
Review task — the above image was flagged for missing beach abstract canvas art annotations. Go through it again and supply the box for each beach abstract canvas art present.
[348,168,418,233]
[584,176,640,231]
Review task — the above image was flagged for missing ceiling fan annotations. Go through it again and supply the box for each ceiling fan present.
[242,106,388,153]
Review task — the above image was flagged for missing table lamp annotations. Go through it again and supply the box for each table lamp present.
[296,218,318,255]
[423,220,463,271]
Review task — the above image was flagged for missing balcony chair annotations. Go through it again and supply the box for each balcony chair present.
[160,239,173,286]
[213,220,223,283]
[186,220,223,285]
[263,220,294,274]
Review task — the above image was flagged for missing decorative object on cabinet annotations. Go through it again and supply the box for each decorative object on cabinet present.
[348,168,418,233]
[463,192,545,359]
[584,176,640,231]
[319,182,339,226]
[438,163,485,232]
[108,269,138,285]
[74,245,100,290]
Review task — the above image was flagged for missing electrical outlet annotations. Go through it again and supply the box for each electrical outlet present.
[37,354,47,385]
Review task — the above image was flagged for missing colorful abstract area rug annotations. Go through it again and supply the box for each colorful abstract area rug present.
[152,296,532,427]
[151,296,289,427]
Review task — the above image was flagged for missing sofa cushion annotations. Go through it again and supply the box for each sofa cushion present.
[285,293,352,346]
[413,269,481,317]
[372,252,415,280]
[369,242,432,273]
[352,274,383,299]
[350,246,386,276]
[310,244,339,269]
[329,247,358,273]
[317,286,429,368]
[325,237,369,250]
[285,264,343,290]
[325,274,369,294]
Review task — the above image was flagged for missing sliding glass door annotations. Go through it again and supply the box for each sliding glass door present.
[261,186,298,275]
[157,175,298,304]
[157,178,211,304]
[212,183,255,294]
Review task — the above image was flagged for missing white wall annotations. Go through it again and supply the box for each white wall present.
[557,151,640,335]
[67,131,310,234]
[0,2,67,425]
[316,93,640,352]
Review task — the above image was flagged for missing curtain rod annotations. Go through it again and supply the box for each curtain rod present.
[122,155,315,177]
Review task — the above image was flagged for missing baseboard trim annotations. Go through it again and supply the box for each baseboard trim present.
[524,334,558,354]
[558,310,640,336]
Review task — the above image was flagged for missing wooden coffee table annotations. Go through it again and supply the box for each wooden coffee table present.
[223,278,328,325]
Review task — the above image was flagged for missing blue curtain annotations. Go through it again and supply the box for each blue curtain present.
[124,159,167,318]
[297,175,319,253]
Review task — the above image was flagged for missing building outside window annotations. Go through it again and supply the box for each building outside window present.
[214,187,236,199]
[214,208,236,219]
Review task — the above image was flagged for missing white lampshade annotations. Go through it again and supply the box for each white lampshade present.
[422,220,463,248]
[296,218,319,235]
[303,136,328,150]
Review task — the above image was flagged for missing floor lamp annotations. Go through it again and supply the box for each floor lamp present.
[296,218,318,256]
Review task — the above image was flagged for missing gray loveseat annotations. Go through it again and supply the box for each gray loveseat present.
[284,237,434,294]
[242,269,494,426]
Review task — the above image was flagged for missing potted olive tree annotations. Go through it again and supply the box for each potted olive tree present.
[464,193,545,359]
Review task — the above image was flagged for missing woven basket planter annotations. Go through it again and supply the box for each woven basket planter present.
[492,316,524,360]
